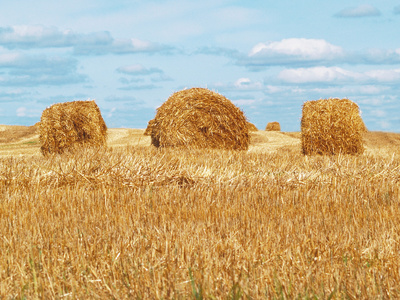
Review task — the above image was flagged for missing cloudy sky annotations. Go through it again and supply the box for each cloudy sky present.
[1,0,400,131]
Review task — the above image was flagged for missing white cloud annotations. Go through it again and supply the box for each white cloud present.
[237,39,400,70]
[278,66,400,84]
[371,109,386,117]
[334,5,381,18]
[107,107,116,118]
[210,78,264,94]
[0,25,83,48]
[16,106,41,117]
[130,39,154,51]
[0,53,20,64]
[278,66,360,83]
[356,97,386,106]
[151,74,173,82]
[116,64,163,75]
[239,38,347,70]
[378,121,390,129]
[0,25,173,55]
[74,36,172,55]
[234,78,251,88]
[358,85,389,95]
[116,64,169,89]
[15,106,41,118]
[249,38,343,60]
[362,48,400,65]
[0,53,86,86]
[16,107,26,117]
[265,85,285,94]
[232,98,256,106]
[365,69,400,82]
[308,85,388,96]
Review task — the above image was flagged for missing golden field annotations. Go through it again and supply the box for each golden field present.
[1,125,400,299]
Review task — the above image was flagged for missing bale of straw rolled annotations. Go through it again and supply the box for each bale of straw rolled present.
[150,87,250,150]
[144,119,155,136]
[301,98,364,155]
[360,119,368,133]
[39,100,107,155]
[247,122,258,131]
[265,122,281,131]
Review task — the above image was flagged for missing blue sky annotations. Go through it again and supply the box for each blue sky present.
[1,0,400,132]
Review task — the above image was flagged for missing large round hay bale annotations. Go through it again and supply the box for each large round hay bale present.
[360,119,368,133]
[150,88,250,150]
[39,100,107,155]
[301,98,364,155]
[265,122,281,131]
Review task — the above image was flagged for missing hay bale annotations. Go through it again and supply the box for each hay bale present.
[301,98,364,155]
[247,122,258,131]
[150,87,250,150]
[265,122,281,131]
[360,119,368,133]
[144,119,155,136]
[39,100,107,155]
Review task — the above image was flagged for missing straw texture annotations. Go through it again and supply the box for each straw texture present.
[301,98,364,155]
[247,122,258,131]
[150,88,250,150]
[39,100,107,155]
[144,119,155,136]
[265,122,281,131]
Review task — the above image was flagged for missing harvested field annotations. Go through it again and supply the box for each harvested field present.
[0,125,37,143]
[1,125,400,298]
[0,125,398,156]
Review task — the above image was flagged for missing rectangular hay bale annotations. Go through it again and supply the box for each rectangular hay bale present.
[301,98,364,155]
[39,100,107,155]
[265,121,281,131]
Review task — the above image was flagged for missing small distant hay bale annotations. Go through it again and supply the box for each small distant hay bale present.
[247,122,258,131]
[150,87,250,150]
[265,122,281,131]
[144,119,155,136]
[301,98,364,155]
[39,100,107,155]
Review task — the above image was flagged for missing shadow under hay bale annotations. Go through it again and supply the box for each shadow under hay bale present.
[301,98,364,155]
[150,87,250,150]
[39,100,107,155]
[247,122,258,131]
[265,122,281,131]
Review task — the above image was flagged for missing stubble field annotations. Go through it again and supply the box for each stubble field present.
[1,125,400,299]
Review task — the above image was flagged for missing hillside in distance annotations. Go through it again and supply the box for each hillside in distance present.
[0,124,399,157]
